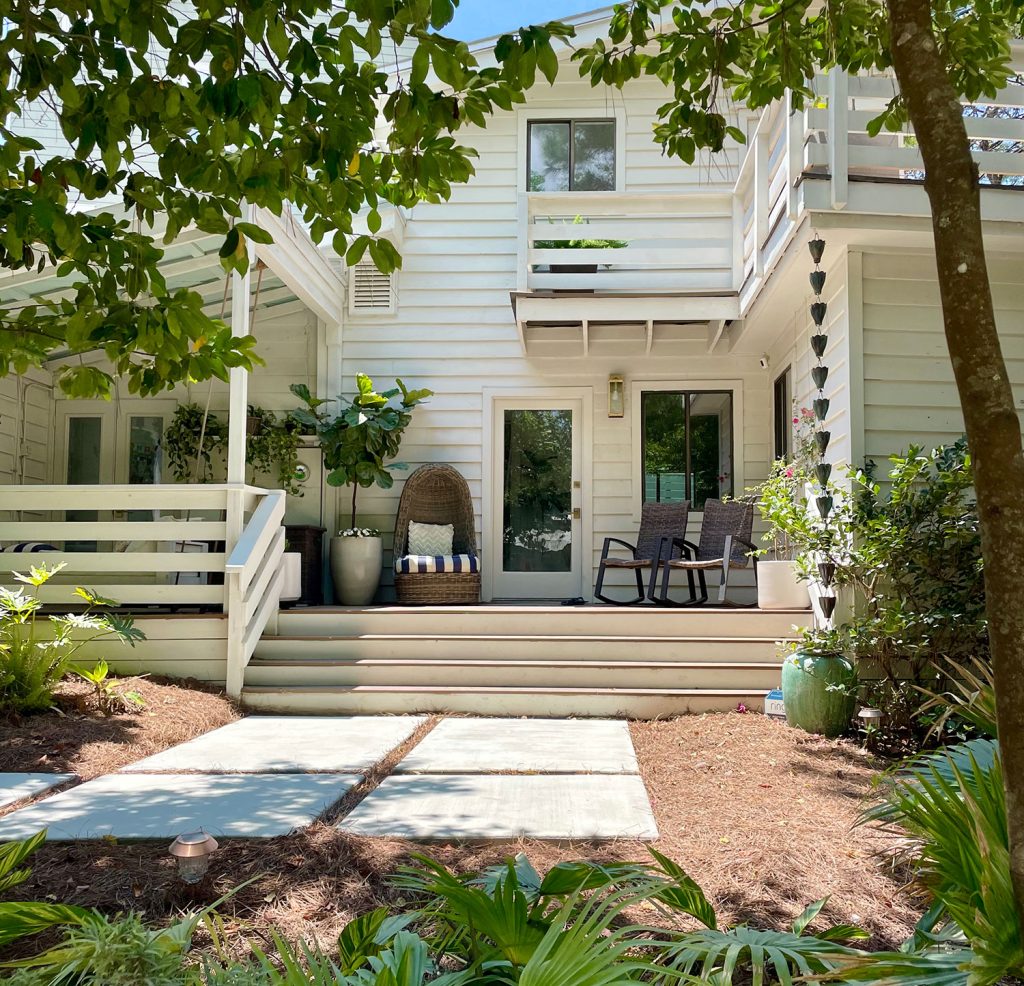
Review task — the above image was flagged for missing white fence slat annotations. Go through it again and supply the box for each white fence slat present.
[242,528,285,625]
[0,521,226,541]
[4,552,227,573]
[1,582,224,605]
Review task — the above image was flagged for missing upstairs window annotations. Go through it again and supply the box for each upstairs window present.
[527,120,615,191]
[641,391,734,511]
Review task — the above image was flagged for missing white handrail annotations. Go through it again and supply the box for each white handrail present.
[224,488,287,697]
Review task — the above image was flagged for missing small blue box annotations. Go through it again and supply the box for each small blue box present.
[764,688,786,721]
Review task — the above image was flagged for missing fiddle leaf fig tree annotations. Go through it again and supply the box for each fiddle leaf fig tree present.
[291,376,432,530]
[0,0,573,397]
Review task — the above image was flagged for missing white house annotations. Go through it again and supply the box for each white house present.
[1,9,1022,715]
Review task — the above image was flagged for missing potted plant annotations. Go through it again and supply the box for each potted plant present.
[750,406,817,609]
[245,404,304,496]
[534,215,628,275]
[164,403,227,482]
[780,626,858,738]
[292,375,432,605]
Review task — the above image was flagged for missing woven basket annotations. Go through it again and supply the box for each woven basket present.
[393,464,480,605]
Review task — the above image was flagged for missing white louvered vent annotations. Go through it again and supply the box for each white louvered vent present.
[349,260,396,315]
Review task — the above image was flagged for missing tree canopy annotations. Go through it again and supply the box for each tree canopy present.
[0,0,570,397]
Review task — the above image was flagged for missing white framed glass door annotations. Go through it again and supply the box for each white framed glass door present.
[490,397,583,600]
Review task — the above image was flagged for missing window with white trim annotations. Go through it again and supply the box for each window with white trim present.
[527,119,616,191]
[348,260,396,315]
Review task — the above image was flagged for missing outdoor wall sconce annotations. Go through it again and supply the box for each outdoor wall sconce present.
[608,375,624,418]
[169,830,219,884]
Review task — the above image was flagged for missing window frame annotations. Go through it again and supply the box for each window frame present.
[525,118,617,193]
[518,107,625,193]
[773,365,792,461]
[630,381,742,518]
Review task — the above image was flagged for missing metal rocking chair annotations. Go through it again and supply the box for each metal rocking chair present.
[594,501,690,605]
[648,498,757,606]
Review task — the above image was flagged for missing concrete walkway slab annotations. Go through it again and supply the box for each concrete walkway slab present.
[0,773,76,810]
[123,716,426,774]
[394,718,638,774]
[339,774,658,840]
[0,772,359,841]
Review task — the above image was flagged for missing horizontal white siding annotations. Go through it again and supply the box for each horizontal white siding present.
[861,251,1024,463]
[341,75,764,600]
[0,369,53,501]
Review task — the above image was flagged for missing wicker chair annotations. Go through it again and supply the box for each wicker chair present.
[393,464,481,605]
[594,501,690,605]
[649,498,757,606]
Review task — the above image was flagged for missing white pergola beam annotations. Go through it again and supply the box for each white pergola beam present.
[252,207,345,327]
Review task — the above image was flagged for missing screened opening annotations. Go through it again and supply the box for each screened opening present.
[641,391,734,510]
[527,120,615,191]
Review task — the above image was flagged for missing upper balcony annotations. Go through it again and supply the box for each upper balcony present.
[511,58,1024,357]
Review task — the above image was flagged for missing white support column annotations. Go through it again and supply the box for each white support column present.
[828,68,849,210]
[226,265,252,487]
[784,93,803,220]
[516,191,530,292]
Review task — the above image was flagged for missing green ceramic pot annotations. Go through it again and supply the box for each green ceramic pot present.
[781,650,857,738]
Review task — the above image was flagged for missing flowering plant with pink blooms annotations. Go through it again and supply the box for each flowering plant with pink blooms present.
[748,402,819,559]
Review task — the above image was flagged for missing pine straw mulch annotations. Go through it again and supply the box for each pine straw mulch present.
[0,676,240,788]
[11,710,922,961]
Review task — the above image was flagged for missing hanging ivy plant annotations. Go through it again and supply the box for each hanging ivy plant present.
[163,402,227,482]
[246,405,304,496]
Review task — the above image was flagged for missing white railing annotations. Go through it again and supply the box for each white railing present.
[518,190,738,294]
[224,487,286,697]
[0,483,286,697]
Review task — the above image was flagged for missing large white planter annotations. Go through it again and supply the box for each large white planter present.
[757,559,811,610]
[280,552,302,603]
[330,536,383,605]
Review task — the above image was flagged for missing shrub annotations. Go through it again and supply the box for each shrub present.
[798,439,984,732]
[0,564,143,715]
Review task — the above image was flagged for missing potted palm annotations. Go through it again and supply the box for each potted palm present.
[292,376,432,605]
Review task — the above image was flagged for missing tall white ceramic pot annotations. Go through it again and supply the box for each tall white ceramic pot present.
[330,535,383,605]
[757,559,811,610]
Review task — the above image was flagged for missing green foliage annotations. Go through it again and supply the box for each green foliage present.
[164,402,304,493]
[0,831,92,952]
[291,376,432,529]
[0,564,143,715]
[72,659,145,716]
[1,1,574,397]
[842,737,1023,985]
[244,405,304,496]
[574,1,1021,165]
[164,402,229,483]
[750,405,818,559]
[796,440,985,730]
[533,215,628,251]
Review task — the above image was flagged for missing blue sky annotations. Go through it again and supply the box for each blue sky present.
[447,1,605,41]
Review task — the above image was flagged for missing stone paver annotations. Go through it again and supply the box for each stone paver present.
[338,774,658,840]
[0,772,359,841]
[0,773,76,810]
[395,718,638,774]
[123,716,426,774]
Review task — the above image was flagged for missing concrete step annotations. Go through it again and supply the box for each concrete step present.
[239,684,768,718]
[244,657,783,691]
[253,634,790,665]
[275,605,809,640]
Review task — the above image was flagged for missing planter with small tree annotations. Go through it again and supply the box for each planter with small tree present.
[292,376,432,604]
[533,215,628,276]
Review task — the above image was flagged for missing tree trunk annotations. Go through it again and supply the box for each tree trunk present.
[886,0,1024,929]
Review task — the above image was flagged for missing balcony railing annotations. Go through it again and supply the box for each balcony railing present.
[517,190,739,295]
[515,54,1023,316]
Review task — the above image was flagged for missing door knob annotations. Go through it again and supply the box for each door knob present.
[572,507,581,520]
